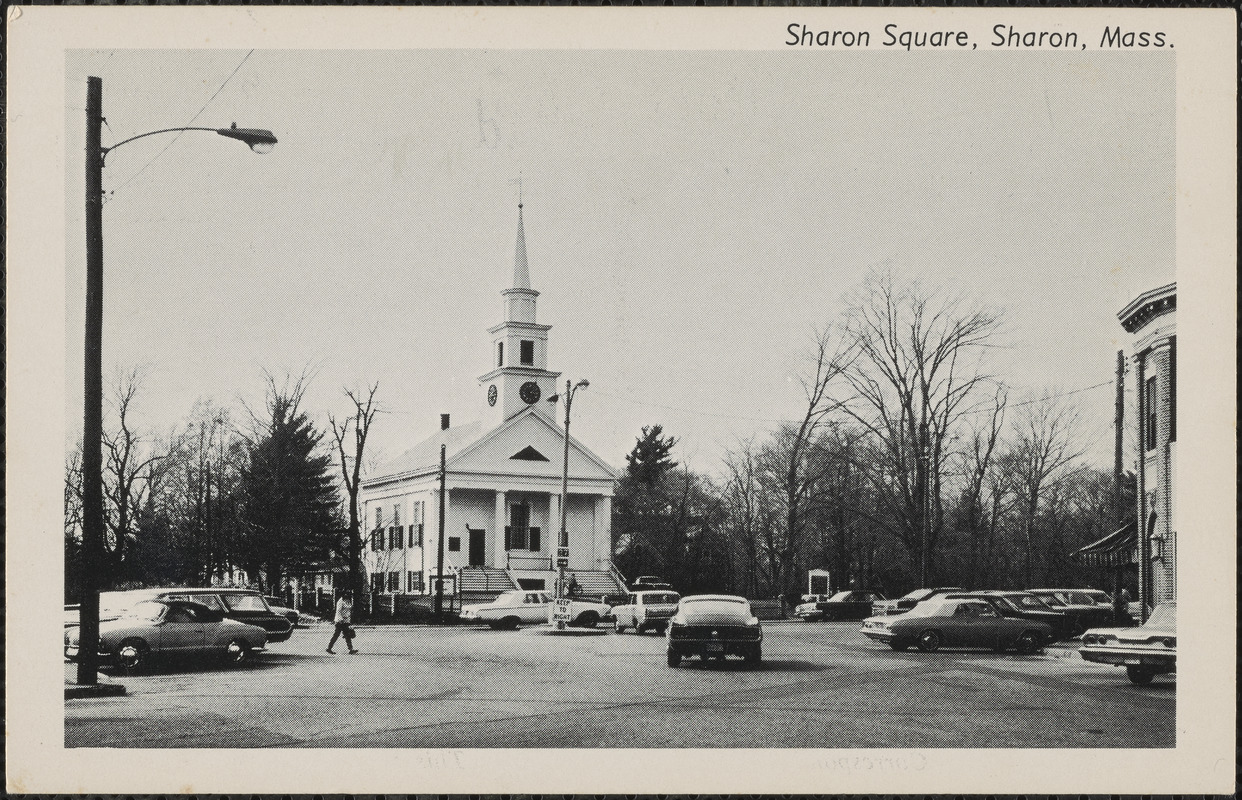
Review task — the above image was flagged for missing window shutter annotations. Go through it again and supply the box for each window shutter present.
[504,525,512,551]
[529,526,541,552]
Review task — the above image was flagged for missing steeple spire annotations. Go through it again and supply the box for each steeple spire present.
[513,202,531,290]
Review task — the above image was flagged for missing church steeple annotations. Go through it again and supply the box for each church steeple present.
[479,204,560,426]
[512,203,531,291]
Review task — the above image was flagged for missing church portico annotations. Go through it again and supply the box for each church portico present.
[359,203,622,603]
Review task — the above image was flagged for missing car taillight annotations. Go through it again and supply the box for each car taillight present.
[1161,637,1176,648]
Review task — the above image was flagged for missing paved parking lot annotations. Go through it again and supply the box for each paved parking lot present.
[65,620,1174,748]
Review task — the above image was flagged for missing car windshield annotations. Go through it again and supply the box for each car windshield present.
[1009,595,1052,610]
[100,591,154,616]
[647,593,679,604]
[681,598,749,616]
[125,601,167,622]
[900,589,932,601]
[223,594,268,611]
[496,591,523,602]
[828,592,854,602]
[1060,591,1096,606]
[1035,593,1066,607]
[1147,604,1176,628]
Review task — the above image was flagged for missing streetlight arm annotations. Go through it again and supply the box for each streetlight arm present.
[102,125,278,162]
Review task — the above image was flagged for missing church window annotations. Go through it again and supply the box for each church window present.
[370,573,383,594]
[520,340,534,365]
[407,571,423,593]
[448,536,461,552]
[510,445,550,462]
[393,504,401,527]
[387,571,400,593]
[497,341,504,367]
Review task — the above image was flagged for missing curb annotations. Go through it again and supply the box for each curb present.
[65,681,127,699]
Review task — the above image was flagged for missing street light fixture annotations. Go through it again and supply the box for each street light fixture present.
[546,379,588,624]
[76,75,276,688]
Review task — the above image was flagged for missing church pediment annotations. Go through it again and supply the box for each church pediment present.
[449,408,617,483]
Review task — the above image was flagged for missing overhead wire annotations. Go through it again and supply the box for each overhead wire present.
[105,49,256,203]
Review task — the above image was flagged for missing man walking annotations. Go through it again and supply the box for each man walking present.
[327,589,358,654]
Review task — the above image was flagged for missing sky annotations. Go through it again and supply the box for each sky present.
[63,48,1174,475]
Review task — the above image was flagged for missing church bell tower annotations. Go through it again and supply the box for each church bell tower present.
[478,204,561,427]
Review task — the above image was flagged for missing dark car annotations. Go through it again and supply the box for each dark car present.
[95,588,294,642]
[65,599,268,670]
[263,596,301,627]
[666,594,763,667]
[870,587,966,616]
[795,590,886,621]
[861,598,1052,654]
[947,591,1074,641]
[1026,589,1115,636]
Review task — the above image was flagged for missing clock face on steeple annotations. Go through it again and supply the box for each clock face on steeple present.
[487,385,498,406]
[519,381,541,405]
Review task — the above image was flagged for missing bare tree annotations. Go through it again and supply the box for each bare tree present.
[100,367,166,581]
[329,383,381,601]
[956,384,1008,585]
[721,438,765,597]
[837,270,1002,586]
[1006,391,1088,586]
[759,328,851,598]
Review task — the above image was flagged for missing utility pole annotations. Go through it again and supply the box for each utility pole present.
[919,420,930,588]
[77,76,105,687]
[434,443,447,619]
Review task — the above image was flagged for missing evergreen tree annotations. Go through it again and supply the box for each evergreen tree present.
[240,381,342,592]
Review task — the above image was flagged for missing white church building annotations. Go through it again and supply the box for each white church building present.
[358,206,624,600]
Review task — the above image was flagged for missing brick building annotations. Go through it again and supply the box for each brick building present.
[1118,282,1176,612]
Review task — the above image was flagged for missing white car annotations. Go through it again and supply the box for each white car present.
[460,590,612,630]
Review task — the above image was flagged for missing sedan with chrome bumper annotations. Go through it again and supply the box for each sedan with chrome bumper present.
[1080,602,1175,685]
[861,598,1051,654]
[666,594,763,667]
[64,599,268,671]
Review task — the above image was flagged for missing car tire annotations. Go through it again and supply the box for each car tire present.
[1015,631,1043,655]
[225,638,252,665]
[576,611,599,629]
[634,623,646,635]
[667,649,681,668]
[117,638,149,672]
[1069,620,1086,638]
[744,644,762,666]
[501,616,520,631]
[1126,665,1155,685]
[888,641,909,652]
[614,620,625,633]
[916,630,942,653]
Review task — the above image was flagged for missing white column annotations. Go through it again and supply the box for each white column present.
[595,495,612,569]
[493,491,507,569]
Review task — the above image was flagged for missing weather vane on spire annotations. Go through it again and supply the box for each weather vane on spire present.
[509,173,523,208]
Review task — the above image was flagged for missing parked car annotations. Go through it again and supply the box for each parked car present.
[64,599,269,670]
[946,591,1074,641]
[861,598,1052,654]
[461,590,552,629]
[870,587,966,616]
[666,594,763,667]
[795,590,886,621]
[1026,589,1115,636]
[1080,602,1176,685]
[460,590,611,630]
[613,590,681,634]
[263,596,301,627]
[83,588,294,642]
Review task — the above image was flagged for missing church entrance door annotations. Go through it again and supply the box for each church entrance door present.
[469,527,486,566]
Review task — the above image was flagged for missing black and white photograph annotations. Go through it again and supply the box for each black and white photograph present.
[5,6,1235,795]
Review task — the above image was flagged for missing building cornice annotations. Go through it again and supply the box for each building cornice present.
[487,321,553,335]
[1118,283,1176,333]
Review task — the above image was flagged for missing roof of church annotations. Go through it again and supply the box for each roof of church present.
[370,420,485,480]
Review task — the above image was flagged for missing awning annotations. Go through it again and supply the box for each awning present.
[1072,521,1138,568]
